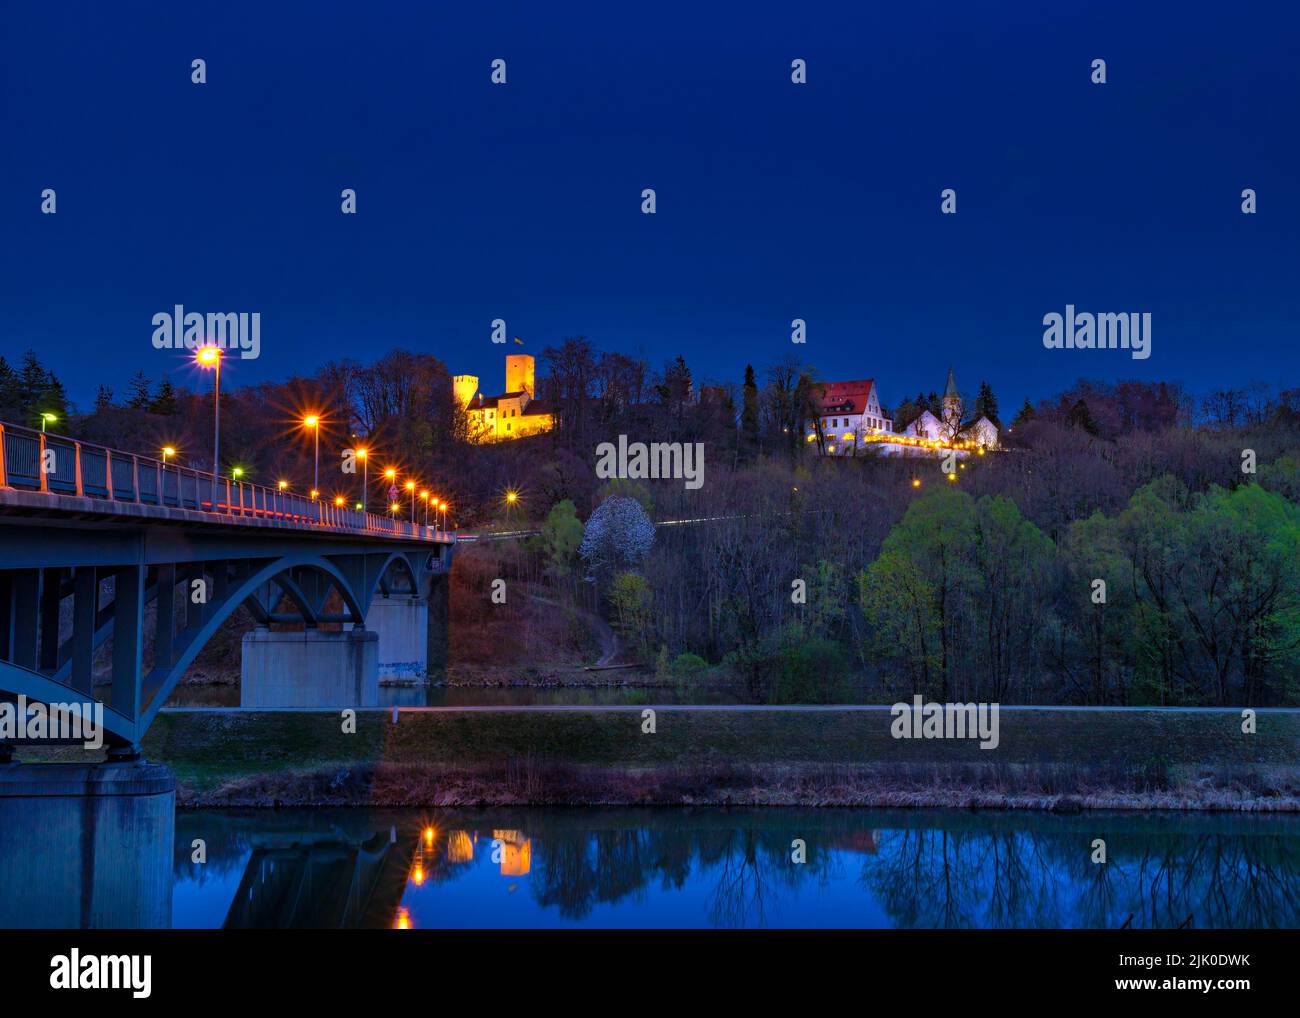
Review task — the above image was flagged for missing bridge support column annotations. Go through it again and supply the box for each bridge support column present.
[367,595,428,685]
[426,573,449,674]
[0,762,174,928]
[240,627,379,707]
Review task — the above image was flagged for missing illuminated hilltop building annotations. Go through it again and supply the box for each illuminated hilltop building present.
[812,367,998,456]
[455,354,555,443]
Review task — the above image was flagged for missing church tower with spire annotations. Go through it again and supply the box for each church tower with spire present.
[942,366,963,433]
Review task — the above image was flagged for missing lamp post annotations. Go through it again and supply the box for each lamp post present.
[405,481,416,523]
[196,347,223,509]
[356,448,368,513]
[196,347,222,477]
[303,415,320,495]
[420,491,430,527]
[161,446,175,465]
[40,413,58,433]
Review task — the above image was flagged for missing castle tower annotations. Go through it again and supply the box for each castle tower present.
[505,354,534,398]
[942,366,963,430]
[453,374,479,409]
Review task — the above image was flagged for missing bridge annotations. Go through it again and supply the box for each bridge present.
[0,421,456,756]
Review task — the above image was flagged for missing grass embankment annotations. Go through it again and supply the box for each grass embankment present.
[139,707,1300,811]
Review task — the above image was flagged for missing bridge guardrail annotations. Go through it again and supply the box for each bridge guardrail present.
[0,420,445,542]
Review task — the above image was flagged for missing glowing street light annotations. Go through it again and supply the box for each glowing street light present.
[231,467,244,479]
[161,446,175,464]
[334,495,345,507]
[195,346,223,478]
[303,414,321,494]
[39,412,58,433]
[310,489,320,500]
[405,480,416,522]
[356,447,368,512]
[420,490,430,527]
[278,480,288,491]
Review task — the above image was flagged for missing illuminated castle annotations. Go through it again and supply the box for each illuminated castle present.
[455,354,555,443]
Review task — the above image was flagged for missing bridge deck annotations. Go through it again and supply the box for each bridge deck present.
[0,420,452,546]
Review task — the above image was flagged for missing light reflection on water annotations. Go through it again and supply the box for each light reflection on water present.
[173,808,1300,930]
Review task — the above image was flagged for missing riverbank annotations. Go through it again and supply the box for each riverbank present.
[175,759,1299,812]
[125,706,1300,811]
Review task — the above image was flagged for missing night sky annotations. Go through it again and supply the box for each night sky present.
[2,0,1296,411]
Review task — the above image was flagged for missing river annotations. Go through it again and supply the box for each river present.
[173,807,1300,929]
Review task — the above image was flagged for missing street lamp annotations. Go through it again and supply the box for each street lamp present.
[420,490,430,527]
[161,446,175,464]
[303,414,321,494]
[195,347,223,478]
[405,480,416,523]
[356,448,368,512]
[39,413,58,433]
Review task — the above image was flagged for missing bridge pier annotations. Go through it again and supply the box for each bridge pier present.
[368,595,429,684]
[0,761,174,928]
[426,572,449,674]
[240,627,379,707]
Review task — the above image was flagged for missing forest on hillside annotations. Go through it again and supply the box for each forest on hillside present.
[8,339,1300,707]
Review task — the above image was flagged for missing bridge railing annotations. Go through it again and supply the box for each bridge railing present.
[0,420,444,541]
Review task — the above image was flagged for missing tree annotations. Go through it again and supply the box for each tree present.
[94,385,115,412]
[607,572,654,660]
[580,495,655,580]
[974,380,1000,425]
[741,364,760,452]
[126,371,153,411]
[1066,398,1099,436]
[540,499,583,578]
[1011,398,1035,429]
[149,378,179,416]
[859,487,979,699]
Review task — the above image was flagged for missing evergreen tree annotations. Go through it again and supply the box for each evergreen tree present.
[1011,398,1035,429]
[41,373,69,423]
[974,380,1001,425]
[0,357,20,419]
[94,385,115,412]
[1067,398,1100,436]
[126,371,153,410]
[17,351,67,426]
[149,378,179,416]
[741,364,760,448]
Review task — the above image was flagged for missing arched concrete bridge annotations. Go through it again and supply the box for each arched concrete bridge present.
[0,422,455,755]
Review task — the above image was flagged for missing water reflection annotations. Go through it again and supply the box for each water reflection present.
[170,808,1300,930]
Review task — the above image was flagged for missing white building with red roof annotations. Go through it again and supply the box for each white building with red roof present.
[814,379,893,455]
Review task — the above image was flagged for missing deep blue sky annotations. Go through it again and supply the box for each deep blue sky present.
[2,0,1296,412]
